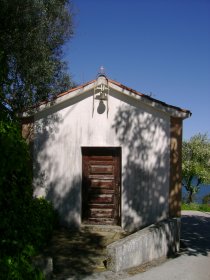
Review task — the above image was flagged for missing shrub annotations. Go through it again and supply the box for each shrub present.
[181,202,210,212]
[202,193,210,205]
[0,115,56,278]
[0,196,56,279]
[0,117,32,256]
[0,245,44,280]
[26,197,57,249]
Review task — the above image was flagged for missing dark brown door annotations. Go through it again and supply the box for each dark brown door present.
[82,147,121,225]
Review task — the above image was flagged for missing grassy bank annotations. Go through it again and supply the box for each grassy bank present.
[181,203,210,212]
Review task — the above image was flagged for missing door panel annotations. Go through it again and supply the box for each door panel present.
[82,147,121,225]
[89,164,114,174]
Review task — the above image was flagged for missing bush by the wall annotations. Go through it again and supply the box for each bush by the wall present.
[0,246,45,280]
[181,202,210,212]
[0,114,56,278]
[26,197,57,249]
[202,193,210,205]
[0,116,32,255]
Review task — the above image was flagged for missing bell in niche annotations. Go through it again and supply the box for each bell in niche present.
[93,66,109,116]
[99,91,107,101]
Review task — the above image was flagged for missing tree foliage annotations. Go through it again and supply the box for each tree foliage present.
[0,0,74,114]
[182,133,210,203]
[0,1,73,276]
[0,112,57,278]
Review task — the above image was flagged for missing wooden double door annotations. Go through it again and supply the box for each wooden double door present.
[82,147,121,225]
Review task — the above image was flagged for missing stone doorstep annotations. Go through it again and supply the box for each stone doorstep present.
[80,224,126,233]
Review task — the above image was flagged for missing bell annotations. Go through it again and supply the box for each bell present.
[99,91,107,101]
[93,66,109,116]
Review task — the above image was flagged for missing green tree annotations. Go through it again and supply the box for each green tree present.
[0,110,56,278]
[182,134,210,203]
[0,0,74,115]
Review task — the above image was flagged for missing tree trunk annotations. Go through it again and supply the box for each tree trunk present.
[187,190,193,204]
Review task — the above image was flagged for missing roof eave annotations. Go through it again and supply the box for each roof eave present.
[21,80,96,118]
[108,79,191,119]
[20,78,192,120]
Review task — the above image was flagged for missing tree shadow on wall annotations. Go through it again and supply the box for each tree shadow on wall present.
[32,107,109,277]
[112,104,170,232]
[32,95,84,191]
[33,105,82,227]
[46,175,81,228]
[33,112,63,189]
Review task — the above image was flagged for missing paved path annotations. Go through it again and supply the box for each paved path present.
[122,211,210,280]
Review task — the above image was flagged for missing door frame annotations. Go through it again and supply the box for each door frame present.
[81,147,121,226]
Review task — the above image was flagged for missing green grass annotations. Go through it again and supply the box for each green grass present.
[181,203,210,212]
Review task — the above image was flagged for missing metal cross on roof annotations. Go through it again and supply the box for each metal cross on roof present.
[99,66,105,76]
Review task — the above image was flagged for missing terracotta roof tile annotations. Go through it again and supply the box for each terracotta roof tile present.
[108,78,191,115]
[24,77,191,116]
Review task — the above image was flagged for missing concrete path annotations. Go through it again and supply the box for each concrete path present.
[123,211,210,280]
[78,211,210,280]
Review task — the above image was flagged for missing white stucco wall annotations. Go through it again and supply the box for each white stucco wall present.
[33,88,170,231]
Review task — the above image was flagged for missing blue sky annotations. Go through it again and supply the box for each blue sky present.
[64,0,210,140]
